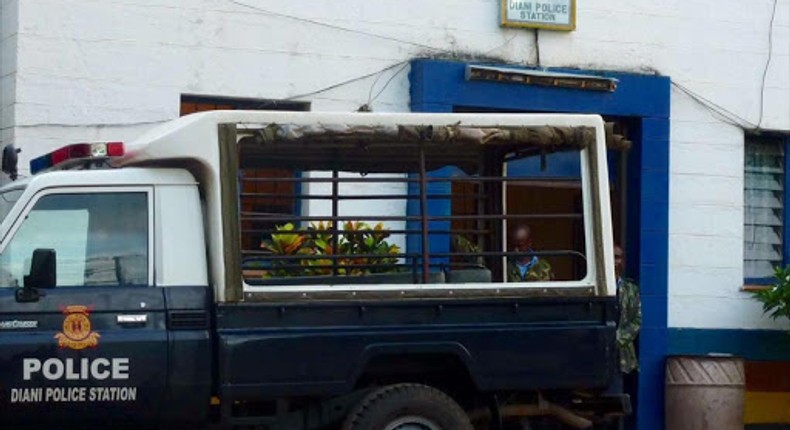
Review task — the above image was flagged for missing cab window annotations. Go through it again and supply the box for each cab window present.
[0,192,149,288]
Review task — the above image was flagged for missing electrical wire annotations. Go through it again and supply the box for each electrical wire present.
[755,0,779,130]
[284,60,410,103]
[4,119,170,130]
[367,64,392,106]
[230,0,778,131]
[668,0,779,134]
[279,38,523,108]
[362,34,520,109]
[228,0,527,111]
[228,0,443,52]
[483,34,519,56]
[671,81,758,130]
[369,62,411,105]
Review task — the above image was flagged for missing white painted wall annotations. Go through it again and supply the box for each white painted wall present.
[0,0,19,188]
[3,0,790,329]
[302,171,409,253]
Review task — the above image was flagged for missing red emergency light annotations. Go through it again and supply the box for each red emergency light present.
[30,142,125,174]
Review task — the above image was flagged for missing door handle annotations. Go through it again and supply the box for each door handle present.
[117,314,148,326]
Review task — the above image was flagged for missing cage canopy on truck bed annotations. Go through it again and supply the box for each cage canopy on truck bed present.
[117,111,617,303]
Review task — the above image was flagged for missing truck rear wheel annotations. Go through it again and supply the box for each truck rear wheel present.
[341,383,473,430]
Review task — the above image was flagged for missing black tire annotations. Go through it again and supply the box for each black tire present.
[341,383,473,430]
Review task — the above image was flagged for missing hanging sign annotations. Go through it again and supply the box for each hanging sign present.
[500,0,576,31]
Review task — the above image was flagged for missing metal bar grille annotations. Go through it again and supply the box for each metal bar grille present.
[237,131,591,287]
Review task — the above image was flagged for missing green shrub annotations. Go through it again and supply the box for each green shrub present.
[751,265,790,323]
[260,221,400,277]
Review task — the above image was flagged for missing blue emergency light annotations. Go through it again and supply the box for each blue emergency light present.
[29,142,124,175]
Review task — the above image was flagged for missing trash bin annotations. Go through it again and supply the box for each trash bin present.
[666,355,745,430]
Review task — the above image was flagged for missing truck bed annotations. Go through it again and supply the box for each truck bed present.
[215,296,617,401]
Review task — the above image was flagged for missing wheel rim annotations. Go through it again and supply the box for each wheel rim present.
[382,416,442,430]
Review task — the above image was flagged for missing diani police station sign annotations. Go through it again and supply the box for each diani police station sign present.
[501,0,576,31]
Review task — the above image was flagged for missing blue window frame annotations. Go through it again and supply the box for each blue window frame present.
[744,134,790,285]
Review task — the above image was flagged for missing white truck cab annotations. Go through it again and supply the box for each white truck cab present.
[0,167,207,291]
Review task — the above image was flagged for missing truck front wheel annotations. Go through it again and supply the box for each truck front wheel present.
[341,383,473,430]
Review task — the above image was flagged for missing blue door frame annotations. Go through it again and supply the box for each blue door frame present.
[408,59,671,430]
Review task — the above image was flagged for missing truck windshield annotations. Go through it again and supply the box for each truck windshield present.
[0,188,24,224]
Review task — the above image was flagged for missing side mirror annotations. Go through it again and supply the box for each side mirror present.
[17,249,56,302]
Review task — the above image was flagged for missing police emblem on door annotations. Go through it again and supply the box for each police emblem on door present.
[55,305,100,350]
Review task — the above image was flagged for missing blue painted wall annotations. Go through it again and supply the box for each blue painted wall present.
[408,59,671,430]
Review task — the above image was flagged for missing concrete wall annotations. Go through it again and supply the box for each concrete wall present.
[0,0,19,188]
[5,0,790,330]
[9,0,537,165]
[661,0,790,329]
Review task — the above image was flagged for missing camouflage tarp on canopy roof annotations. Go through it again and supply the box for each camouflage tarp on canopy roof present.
[236,123,631,174]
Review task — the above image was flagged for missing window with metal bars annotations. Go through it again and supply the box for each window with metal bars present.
[744,135,788,284]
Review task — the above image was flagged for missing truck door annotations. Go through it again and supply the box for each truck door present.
[0,188,166,429]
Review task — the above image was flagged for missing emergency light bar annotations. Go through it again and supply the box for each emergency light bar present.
[30,142,124,175]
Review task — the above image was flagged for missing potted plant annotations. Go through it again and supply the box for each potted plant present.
[256,221,411,285]
[448,234,491,283]
[750,265,790,325]
[258,223,311,278]
[300,221,401,276]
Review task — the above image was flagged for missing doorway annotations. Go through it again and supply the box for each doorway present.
[452,107,633,281]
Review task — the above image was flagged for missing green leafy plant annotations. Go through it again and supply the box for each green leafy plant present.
[298,221,334,276]
[451,234,484,266]
[341,221,400,274]
[259,223,311,277]
[260,221,401,277]
[751,265,790,322]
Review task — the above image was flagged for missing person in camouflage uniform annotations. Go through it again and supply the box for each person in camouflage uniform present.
[507,224,553,282]
[615,245,641,374]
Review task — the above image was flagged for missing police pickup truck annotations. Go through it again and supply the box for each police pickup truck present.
[0,111,626,430]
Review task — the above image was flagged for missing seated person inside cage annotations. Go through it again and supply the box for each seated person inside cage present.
[507,224,553,282]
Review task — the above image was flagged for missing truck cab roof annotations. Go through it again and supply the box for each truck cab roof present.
[4,168,196,192]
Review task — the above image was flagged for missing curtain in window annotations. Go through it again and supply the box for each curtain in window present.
[744,140,784,279]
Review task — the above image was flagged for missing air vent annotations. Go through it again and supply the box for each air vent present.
[168,311,209,330]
